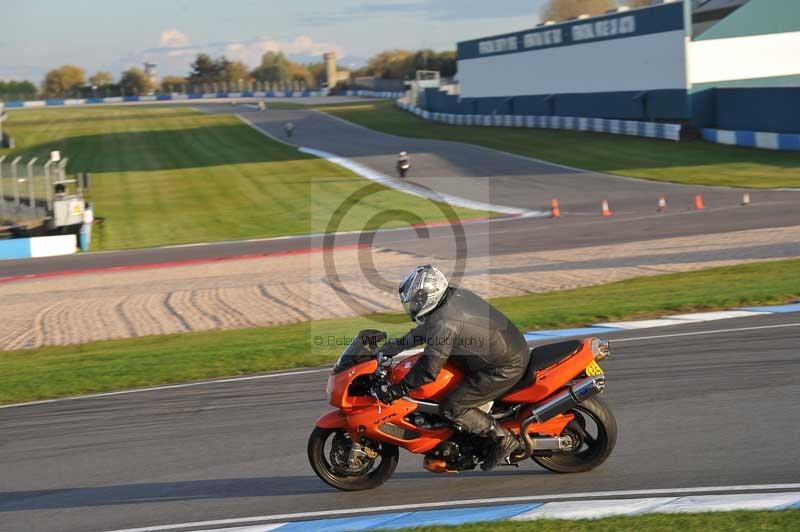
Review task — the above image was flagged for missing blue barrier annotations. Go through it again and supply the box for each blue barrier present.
[701,128,800,151]
[4,90,331,110]
[344,90,405,99]
[0,239,32,260]
[0,234,77,260]
[396,100,682,141]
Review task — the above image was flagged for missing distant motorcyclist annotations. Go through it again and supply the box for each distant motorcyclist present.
[374,265,530,471]
[284,122,295,138]
[396,151,411,178]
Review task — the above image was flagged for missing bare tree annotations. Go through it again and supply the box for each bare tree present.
[620,0,653,7]
[541,0,616,22]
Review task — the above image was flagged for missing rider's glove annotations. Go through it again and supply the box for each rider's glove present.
[373,381,409,405]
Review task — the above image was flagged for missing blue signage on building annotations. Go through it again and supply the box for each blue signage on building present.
[458,2,685,61]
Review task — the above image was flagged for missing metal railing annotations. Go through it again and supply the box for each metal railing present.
[0,155,68,222]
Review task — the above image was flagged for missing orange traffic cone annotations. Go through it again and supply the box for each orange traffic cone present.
[694,195,705,210]
[742,192,751,206]
[601,200,613,217]
[550,198,561,218]
[657,196,667,212]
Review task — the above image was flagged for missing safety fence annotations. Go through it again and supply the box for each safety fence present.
[343,90,406,99]
[701,128,800,151]
[0,155,68,221]
[396,100,683,141]
[1,90,329,109]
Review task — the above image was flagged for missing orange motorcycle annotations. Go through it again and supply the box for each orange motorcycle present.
[308,330,616,491]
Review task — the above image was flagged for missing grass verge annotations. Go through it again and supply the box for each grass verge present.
[0,106,484,250]
[1,259,797,405]
[318,100,800,189]
[380,510,800,532]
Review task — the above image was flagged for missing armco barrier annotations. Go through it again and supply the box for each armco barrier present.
[0,234,77,261]
[701,128,800,151]
[344,90,405,99]
[396,101,683,141]
[2,91,329,109]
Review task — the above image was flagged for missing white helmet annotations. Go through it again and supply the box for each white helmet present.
[399,265,449,323]
[399,151,407,157]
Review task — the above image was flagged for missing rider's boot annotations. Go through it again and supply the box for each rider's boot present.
[481,422,521,471]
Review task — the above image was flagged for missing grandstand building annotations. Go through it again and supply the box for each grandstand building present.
[419,0,799,134]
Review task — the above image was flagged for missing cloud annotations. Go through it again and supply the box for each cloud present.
[159,29,190,49]
[108,32,347,78]
[224,36,346,66]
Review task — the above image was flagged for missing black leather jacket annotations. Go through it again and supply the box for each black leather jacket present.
[382,287,530,390]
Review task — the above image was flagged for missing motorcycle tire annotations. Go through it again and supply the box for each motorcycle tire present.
[532,396,617,474]
[308,427,399,491]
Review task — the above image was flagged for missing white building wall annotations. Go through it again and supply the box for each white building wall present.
[458,30,688,98]
[689,31,800,84]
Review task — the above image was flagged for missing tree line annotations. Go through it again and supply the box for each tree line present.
[2,48,445,101]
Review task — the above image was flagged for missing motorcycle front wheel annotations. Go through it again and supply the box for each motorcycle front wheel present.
[308,427,399,491]
[532,396,617,474]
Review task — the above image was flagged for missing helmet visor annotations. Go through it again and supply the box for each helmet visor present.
[401,296,413,318]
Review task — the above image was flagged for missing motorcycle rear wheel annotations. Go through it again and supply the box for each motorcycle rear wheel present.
[308,427,399,491]
[532,397,617,474]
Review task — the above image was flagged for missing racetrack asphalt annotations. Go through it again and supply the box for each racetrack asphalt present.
[1,103,798,278]
[2,312,798,532]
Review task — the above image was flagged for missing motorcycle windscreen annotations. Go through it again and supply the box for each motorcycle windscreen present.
[332,329,385,374]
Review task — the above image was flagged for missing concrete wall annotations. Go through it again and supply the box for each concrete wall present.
[458,2,687,94]
[422,87,688,121]
[715,87,800,133]
[455,2,689,119]
[458,30,688,98]
[448,0,799,134]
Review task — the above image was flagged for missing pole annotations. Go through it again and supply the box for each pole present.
[10,155,22,207]
[26,157,37,218]
[0,155,5,218]
[43,160,53,210]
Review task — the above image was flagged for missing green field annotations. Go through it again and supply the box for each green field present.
[0,106,485,250]
[317,100,800,189]
[1,258,797,405]
[382,510,800,532]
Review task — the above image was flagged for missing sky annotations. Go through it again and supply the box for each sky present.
[0,0,551,82]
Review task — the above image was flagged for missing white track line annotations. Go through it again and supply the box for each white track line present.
[613,322,800,343]
[239,110,543,217]
[0,368,332,410]
[2,321,797,410]
[103,484,800,532]
[299,145,544,216]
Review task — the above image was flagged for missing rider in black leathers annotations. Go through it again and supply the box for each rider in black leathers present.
[375,265,530,470]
